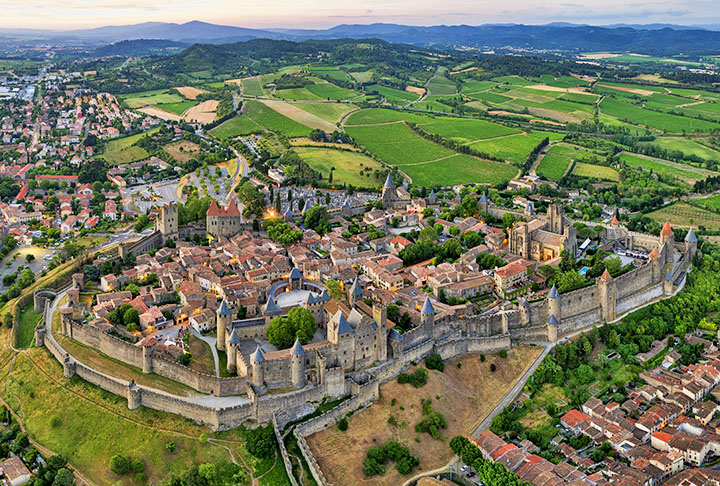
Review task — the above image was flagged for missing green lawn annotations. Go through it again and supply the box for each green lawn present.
[295,147,385,189]
[15,303,41,348]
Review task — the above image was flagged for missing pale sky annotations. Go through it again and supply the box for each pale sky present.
[2,0,719,30]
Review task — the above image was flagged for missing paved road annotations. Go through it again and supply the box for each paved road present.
[189,328,220,377]
[471,344,552,438]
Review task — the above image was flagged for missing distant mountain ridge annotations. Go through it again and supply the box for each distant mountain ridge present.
[5,21,720,56]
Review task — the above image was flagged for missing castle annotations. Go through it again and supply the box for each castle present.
[508,204,578,261]
[206,199,246,238]
[381,174,411,210]
[36,195,697,434]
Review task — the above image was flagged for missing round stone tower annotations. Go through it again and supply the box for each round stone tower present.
[216,298,232,352]
[290,338,306,389]
[226,329,240,374]
[547,284,561,322]
[251,346,266,394]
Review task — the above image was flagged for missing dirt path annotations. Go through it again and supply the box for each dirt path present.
[529,141,557,177]
[461,132,523,146]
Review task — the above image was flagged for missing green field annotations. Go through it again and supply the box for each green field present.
[695,194,720,212]
[100,127,159,165]
[307,67,351,82]
[240,76,265,97]
[120,90,184,109]
[460,80,498,94]
[345,109,520,144]
[467,131,564,165]
[345,121,516,186]
[208,115,263,139]
[0,351,262,486]
[619,152,714,184]
[425,67,457,96]
[415,117,520,144]
[536,146,577,180]
[368,85,420,105]
[244,100,311,137]
[306,81,359,100]
[155,101,197,115]
[289,102,356,124]
[641,137,720,162]
[572,162,620,181]
[648,202,720,230]
[295,147,385,188]
[600,97,720,133]
[15,303,41,348]
[345,108,430,125]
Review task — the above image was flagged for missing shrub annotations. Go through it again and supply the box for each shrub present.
[338,418,348,431]
[425,353,445,372]
[109,454,131,475]
[363,441,419,477]
[131,460,145,473]
[490,363,497,372]
[134,473,146,484]
[165,441,176,453]
[48,415,61,428]
[397,368,428,388]
[199,433,208,443]
[391,398,397,406]
[480,354,486,362]
[242,425,275,458]
[499,349,508,359]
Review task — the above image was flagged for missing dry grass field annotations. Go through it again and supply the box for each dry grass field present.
[184,100,218,124]
[164,140,202,163]
[175,86,205,99]
[405,86,426,96]
[306,346,542,486]
[258,100,337,132]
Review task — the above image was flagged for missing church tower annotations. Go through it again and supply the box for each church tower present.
[548,204,563,235]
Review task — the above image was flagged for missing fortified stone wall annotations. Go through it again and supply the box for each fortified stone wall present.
[74,361,128,396]
[272,414,300,486]
[293,381,380,486]
[66,321,247,396]
[615,264,653,299]
[616,283,664,316]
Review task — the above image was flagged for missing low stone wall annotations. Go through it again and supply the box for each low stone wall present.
[293,381,379,486]
[272,414,300,486]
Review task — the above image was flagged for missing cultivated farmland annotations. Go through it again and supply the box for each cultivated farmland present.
[571,162,620,181]
[295,147,385,188]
